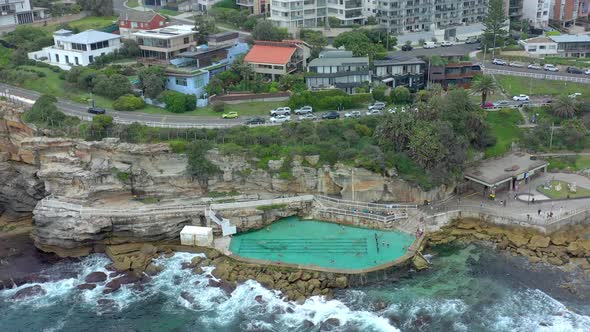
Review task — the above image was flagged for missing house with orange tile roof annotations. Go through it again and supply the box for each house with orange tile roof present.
[243,40,311,80]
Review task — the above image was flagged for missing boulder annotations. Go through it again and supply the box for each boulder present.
[321,318,341,329]
[550,231,577,246]
[506,231,530,247]
[84,271,107,283]
[11,285,46,300]
[300,272,312,281]
[334,276,348,289]
[180,291,195,303]
[527,235,550,249]
[566,239,590,257]
[288,270,303,282]
[547,257,565,266]
[145,263,163,276]
[191,256,205,267]
[257,274,275,288]
[455,219,481,230]
[412,255,429,271]
[516,247,537,259]
[77,283,97,290]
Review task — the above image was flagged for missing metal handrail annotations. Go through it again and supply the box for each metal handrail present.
[316,195,418,209]
[317,207,408,222]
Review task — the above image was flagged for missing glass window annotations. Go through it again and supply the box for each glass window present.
[175,77,188,86]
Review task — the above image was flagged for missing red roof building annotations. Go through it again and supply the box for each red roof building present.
[118,10,167,39]
[244,40,310,80]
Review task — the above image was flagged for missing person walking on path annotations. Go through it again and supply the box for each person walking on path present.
[538,209,541,216]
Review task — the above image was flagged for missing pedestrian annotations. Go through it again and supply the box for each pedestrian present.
[514,192,518,200]
[532,197,535,204]
[538,209,541,216]
[503,200,507,207]
[526,214,530,221]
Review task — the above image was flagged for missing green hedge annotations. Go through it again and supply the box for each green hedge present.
[288,90,372,111]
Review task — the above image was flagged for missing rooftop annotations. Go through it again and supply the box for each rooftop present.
[522,36,555,44]
[319,50,353,58]
[549,35,590,43]
[464,152,548,187]
[375,54,425,66]
[309,56,369,67]
[59,30,120,44]
[133,25,195,39]
[118,9,164,23]
[244,44,296,65]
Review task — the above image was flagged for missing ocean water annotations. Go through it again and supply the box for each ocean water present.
[0,244,588,332]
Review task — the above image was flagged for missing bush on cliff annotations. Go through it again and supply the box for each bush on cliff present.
[186,141,219,186]
[22,94,79,129]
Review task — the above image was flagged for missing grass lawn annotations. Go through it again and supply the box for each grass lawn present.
[19,66,66,97]
[126,0,139,7]
[484,108,524,158]
[136,100,287,117]
[496,75,589,98]
[537,180,590,199]
[45,16,117,32]
[156,8,181,16]
[522,105,562,125]
[547,156,590,171]
[0,46,13,68]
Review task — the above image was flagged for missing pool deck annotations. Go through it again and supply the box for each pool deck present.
[213,232,425,275]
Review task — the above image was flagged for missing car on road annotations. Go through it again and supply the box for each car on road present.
[401,44,413,51]
[493,100,514,108]
[344,110,361,118]
[440,41,453,47]
[298,113,317,121]
[368,102,386,111]
[566,67,584,74]
[465,36,479,44]
[222,111,239,119]
[512,94,530,102]
[245,117,265,125]
[366,109,383,116]
[527,63,542,70]
[585,69,590,75]
[543,64,559,72]
[270,107,291,116]
[481,102,497,110]
[322,111,340,119]
[509,62,524,68]
[423,41,437,49]
[269,115,291,123]
[294,105,313,115]
[540,98,553,105]
[88,107,106,115]
[492,58,507,66]
[569,92,582,99]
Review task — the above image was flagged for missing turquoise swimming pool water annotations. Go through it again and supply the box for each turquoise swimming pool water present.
[229,216,416,270]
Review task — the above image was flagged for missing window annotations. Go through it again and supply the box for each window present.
[175,77,188,86]
[183,37,190,44]
[65,55,69,64]
[71,43,87,51]
[90,40,110,50]
[55,54,59,62]
[75,57,79,65]
[89,55,94,63]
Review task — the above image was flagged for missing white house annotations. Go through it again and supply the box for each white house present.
[0,0,49,29]
[518,36,558,56]
[27,29,122,70]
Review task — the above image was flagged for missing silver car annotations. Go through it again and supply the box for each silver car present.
[298,113,317,121]
[527,64,542,70]
[294,106,313,115]
[345,111,361,118]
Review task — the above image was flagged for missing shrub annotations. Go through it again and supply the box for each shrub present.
[168,139,188,153]
[113,94,145,111]
[160,91,196,113]
[212,101,225,113]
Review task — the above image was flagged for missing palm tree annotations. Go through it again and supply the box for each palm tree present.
[552,95,579,119]
[471,75,497,105]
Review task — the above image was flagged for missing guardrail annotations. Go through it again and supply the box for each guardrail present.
[316,195,418,210]
[317,207,408,223]
[484,68,590,84]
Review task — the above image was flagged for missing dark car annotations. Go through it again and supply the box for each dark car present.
[245,117,266,125]
[88,107,106,115]
[322,111,340,120]
[401,44,413,51]
[566,67,584,74]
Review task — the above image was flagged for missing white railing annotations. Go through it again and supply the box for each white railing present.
[207,209,237,236]
[315,195,418,210]
[211,195,315,210]
[316,207,408,223]
[484,68,590,84]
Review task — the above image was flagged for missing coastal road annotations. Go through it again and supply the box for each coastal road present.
[483,61,590,83]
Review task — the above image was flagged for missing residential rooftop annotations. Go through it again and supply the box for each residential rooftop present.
[118,9,163,22]
[319,50,354,58]
[133,25,195,39]
[464,152,548,187]
[549,35,590,43]
[244,44,297,65]
[374,54,425,66]
[59,30,120,44]
[521,36,555,44]
[309,56,369,67]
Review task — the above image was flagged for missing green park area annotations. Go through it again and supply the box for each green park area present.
[484,109,523,157]
[45,16,117,32]
[546,156,590,172]
[496,75,589,97]
[537,180,590,199]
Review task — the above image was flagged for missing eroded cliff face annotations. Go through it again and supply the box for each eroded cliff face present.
[0,102,451,256]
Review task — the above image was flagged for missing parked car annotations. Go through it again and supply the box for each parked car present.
[543,64,559,72]
[368,102,386,111]
[512,94,530,102]
[585,69,590,75]
[481,101,497,110]
[493,100,514,108]
[401,44,413,51]
[492,58,507,65]
[294,105,313,115]
[540,98,553,105]
[269,115,291,123]
[344,111,361,118]
[366,109,383,116]
[222,111,239,119]
[527,63,542,70]
[88,107,106,115]
[298,113,317,121]
[245,117,265,125]
[322,111,340,119]
[465,36,479,44]
[566,67,584,74]
[440,41,453,47]
[569,92,582,99]
[509,62,524,68]
[270,107,291,116]
[423,41,437,49]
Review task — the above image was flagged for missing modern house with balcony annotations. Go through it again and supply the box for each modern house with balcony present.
[133,25,198,64]
[164,32,249,104]
[117,10,167,39]
[236,0,269,15]
[27,29,122,70]
[0,0,48,29]
[549,34,590,57]
[244,40,310,80]
[372,54,426,91]
[306,50,369,94]
[427,53,481,88]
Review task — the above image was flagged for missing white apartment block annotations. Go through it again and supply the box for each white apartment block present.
[0,0,48,28]
[270,0,366,28]
[522,0,551,28]
[28,29,122,70]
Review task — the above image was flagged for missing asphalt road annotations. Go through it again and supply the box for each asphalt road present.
[389,43,481,58]
[483,61,590,80]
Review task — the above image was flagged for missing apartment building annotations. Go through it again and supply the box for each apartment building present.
[522,0,551,28]
[27,29,122,70]
[373,54,426,90]
[133,25,198,63]
[0,0,48,28]
[428,53,481,88]
[236,0,270,15]
[550,0,579,27]
[306,50,370,94]
[269,0,366,28]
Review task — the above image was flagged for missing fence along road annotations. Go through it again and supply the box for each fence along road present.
[483,68,590,84]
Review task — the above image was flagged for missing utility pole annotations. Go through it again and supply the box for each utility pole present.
[549,122,555,149]
[491,31,497,59]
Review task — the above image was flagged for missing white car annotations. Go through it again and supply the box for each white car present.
[270,107,291,116]
[440,41,454,47]
[584,69,590,75]
[527,64,542,70]
[269,115,291,123]
[512,94,530,102]
[492,58,507,66]
[569,92,582,99]
[294,105,313,115]
[423,41,437,49]
[298,113,317,121]
[509,62,523,68]
[366,109,383,116]
[368,102,386,111]
[344,111,361,118]
[387,108,397,114]
[543,64,559,72]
